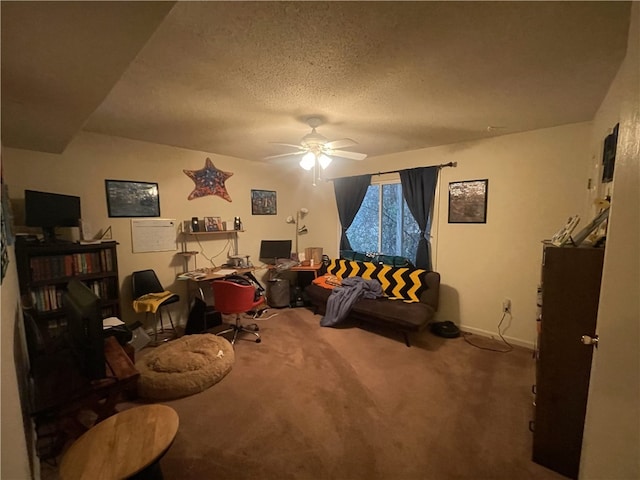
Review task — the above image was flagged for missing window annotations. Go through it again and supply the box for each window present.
[347,181,421,260]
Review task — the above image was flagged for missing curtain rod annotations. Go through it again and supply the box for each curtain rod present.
[326,161,457,181]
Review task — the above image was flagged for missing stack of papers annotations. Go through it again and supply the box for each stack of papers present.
[212,268,237,277]
[177,268,238,281]
[103,317,125,330]
[177,271,208,280]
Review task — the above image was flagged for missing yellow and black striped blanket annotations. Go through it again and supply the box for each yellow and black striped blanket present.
[326,259,428,303]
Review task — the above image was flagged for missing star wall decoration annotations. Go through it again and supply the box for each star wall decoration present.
[183,157,233,202]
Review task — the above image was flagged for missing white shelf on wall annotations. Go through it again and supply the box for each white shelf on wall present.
[179,220,244,266]
[177,250,199,271]
[187,230,244,236]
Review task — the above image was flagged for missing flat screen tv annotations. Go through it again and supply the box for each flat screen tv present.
[63,279,105,380]
[25,189,81,243]
[259,240,292,264]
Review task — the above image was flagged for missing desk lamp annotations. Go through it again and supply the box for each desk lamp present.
[286,208,309,256]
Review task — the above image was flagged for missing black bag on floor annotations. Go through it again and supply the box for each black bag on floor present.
[104,324,133,345]
[429,321,460,338]
[185,298,222,335]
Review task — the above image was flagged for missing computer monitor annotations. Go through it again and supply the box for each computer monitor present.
[63,279,106,380]
[25,189,81,243]
[259,240,292,264]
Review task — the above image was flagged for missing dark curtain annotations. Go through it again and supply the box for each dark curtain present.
[399,167,439,270]
[333,174,372,250]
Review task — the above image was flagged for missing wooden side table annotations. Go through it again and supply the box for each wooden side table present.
[59,404,179,480]
[290,262,323,278]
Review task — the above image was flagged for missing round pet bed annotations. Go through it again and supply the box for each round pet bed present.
[136,334,234,400]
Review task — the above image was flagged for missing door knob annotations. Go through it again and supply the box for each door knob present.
[581,334,599,347]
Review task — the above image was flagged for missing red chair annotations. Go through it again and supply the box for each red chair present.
[212,279,265,344]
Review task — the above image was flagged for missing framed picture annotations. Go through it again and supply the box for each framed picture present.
[448,179,488,224]
[602,123,619,183]
[251,189,277,215]
[204,216,221,232]
[105,180,160,218]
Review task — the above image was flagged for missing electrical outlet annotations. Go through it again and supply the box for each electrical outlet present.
[503,298,512,314]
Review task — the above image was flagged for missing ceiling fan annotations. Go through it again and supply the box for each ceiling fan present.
[264,117,368,174]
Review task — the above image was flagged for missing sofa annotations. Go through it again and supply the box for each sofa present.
[304,258,440,346]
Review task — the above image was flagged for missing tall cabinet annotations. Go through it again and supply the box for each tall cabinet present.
[15,240,121,350]
[532,245,604,479]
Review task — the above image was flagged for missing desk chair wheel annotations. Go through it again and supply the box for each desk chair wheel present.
[255,338,262,343]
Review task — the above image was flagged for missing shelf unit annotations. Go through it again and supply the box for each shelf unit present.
[15,240,121,347]
[532,244,604,479]
[178,220,244,270]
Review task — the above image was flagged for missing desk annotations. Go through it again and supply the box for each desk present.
[290,263,323,278]
[178,266,254,283]
[178,266,258,300]
[59,404,179,480]
[179,267,266,332]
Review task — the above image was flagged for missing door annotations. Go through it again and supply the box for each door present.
[579,4,640,478]
[533,247,604,479]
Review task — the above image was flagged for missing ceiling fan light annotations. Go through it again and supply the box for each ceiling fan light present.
[299,152,315,170]
[318,154,333,169]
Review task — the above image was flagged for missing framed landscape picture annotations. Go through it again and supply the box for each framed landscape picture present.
[105,180,160,218]
[251,189,277,215]
[448,179,488,224]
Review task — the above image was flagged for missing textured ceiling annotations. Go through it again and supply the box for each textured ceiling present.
[1,1,631,163]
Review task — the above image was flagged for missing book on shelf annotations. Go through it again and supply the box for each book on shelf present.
[29,251,114,281]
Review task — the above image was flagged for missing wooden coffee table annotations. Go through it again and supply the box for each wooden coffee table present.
[59,404,179,480]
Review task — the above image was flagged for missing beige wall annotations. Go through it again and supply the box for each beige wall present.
[5,122,592,347]
[2,11,635,476]
[0,102,622,480]
[0,245,34,479]
[587,38,628,209]
[3,132,338,328]
[330,122,594,346]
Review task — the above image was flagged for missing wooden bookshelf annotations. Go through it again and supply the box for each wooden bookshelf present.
[15,240,121,346]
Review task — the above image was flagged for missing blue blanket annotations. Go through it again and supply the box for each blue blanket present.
[320,277,383,327]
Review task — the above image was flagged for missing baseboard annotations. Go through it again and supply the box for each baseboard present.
[458,325,535,350]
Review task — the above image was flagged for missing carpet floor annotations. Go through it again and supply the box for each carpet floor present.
[44,308,567,480]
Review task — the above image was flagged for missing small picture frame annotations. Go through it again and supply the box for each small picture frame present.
[204,216,221,232]
[105,180,160,218]
[251,189,277,215]
[448,179,488,224]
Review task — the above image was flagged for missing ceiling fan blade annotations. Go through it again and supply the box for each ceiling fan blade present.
[325,138,357,150]
[270,142,306,151]
[330,150,368,161]
[264,151,306,161]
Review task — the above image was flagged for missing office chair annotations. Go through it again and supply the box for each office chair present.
[212,279,265,345]
[132,269,180,344]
